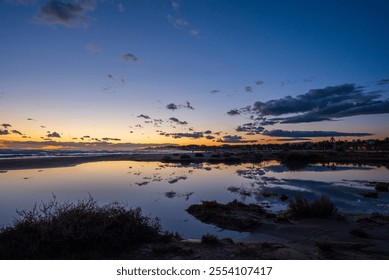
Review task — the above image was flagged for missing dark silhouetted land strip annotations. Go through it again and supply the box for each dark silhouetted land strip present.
[0,150,388,170]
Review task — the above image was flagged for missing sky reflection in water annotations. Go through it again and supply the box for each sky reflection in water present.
[0,161,388,239]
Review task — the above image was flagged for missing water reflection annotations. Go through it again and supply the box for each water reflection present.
[0,160,388,239]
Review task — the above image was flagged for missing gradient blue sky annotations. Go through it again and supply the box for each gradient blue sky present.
[1,0,389,149]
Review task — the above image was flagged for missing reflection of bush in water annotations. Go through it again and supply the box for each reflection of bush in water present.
[282,151,323,171]
[283,160,309,171]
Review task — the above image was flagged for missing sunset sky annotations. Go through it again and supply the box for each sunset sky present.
[1,0,389,149]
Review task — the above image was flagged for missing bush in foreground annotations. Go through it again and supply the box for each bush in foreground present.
[0,196,171,259]
[287,193,337,218]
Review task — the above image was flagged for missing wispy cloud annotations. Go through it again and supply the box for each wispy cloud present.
[172,0,180,10]
[377,78,389,85]
[122,53,138,62]
[11,130,23,135]
[168,132,203,139]
[263,129,373,138]
[189,29,200,38]
[137,114,150,119]
[117,3,125,12]
[255,80,264,85]
[85,43,101,53]
[217,135,257,143]
[167,14,188,29]
[169,117,188,125]
[34,0,96,28]
[6,0,36,6]
[0,130,9,135]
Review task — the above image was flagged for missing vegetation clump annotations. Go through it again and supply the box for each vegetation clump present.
[375,182,389,192]
[287,193,337,218]
[201,234,220,245]
[0,196,171,259]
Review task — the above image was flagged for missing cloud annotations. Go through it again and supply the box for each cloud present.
[0,130,9,135]
[250,84,389,124]
[227,109,240,116]
[203,130,212,134]
[122,53,138,62]
[185,101,194,110]
[255,80,264,85]
[217,135,257,143]
[166,102,194,111]
[11,130,23,135]
[137,114,150,119]
[236,123,264,134]
[102,137,121,141]
[189,29,200,37]
[47,131,61,138]
[27,118,36,121]
[85,43,101,53]
[377,79,389,85]
[6,0,36,6]
[263,129,373,138]
[169,132,203,139]
[205,135,215,140]
[166,103,178,110]
[167,15,188,29]
[245,86,253,93]
[118,3,125,12]
[169,117,188,125]
[303,77,316,83]
[276,138,312,142]
[35,0,96,28]
[210,89,220,94]
[2,124,12,128]
[172,0,180,10]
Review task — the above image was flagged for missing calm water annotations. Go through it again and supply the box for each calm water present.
[0,160,388,239]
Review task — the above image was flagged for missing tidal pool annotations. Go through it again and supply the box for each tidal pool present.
[0,160,388,239]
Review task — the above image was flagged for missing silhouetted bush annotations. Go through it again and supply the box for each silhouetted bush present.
[375,182,389,192]
[0,196,171,259]
[201,234,220,245]
[287,193,337,218]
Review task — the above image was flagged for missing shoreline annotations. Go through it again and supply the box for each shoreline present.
[0,150,388,170]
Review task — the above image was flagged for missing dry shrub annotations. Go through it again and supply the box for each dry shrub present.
[0,195,170,259]
[287,193,337,218]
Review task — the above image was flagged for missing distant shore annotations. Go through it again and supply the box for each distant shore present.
[0,150,388,170]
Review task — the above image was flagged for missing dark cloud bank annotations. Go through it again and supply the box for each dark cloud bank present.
[35,0,96,27]
[229,84,389,125]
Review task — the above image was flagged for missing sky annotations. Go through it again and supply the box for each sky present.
[1,0,389,150]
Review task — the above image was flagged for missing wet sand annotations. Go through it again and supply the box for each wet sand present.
[133,204,389,260]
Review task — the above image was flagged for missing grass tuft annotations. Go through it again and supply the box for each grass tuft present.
[287,193,337,218]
